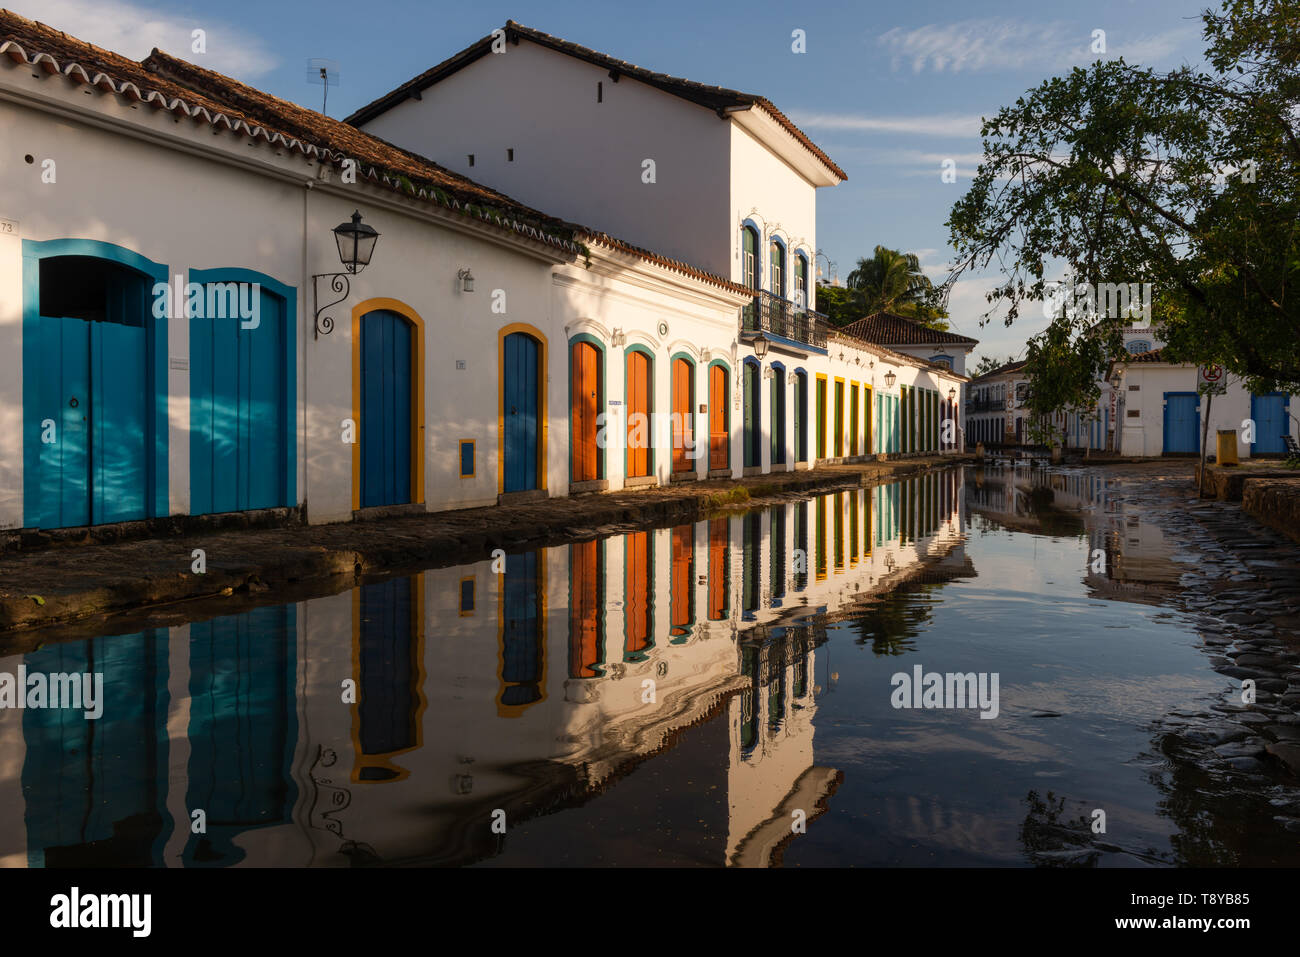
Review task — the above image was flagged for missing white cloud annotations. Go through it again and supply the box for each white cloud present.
[791,111,986,138]
[7,0,277,78]
[876,19,1198,75]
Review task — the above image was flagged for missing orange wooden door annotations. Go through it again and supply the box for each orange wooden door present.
[671,524,693,634]
[672,358,693,473]
[571,341,600,482]
[626,350,651,478]
[708,517,728,620]
[625,531,651,657]
[568,540,601,678]
[709,365,728,470]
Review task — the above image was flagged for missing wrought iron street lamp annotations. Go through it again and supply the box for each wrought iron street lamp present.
[884,370,897,389]
[752,334,770,359]
[313,210,380,339]
[948,387,957,403]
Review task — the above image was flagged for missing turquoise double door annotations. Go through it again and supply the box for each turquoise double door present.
[190,275,294,514]
[35,314,149,526]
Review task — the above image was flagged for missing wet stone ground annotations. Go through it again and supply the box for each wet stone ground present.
[1102,464,1300,850]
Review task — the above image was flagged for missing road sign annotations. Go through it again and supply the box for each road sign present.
[1198,364,1226,394]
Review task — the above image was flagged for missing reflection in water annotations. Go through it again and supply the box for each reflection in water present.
[5,465,1295,867]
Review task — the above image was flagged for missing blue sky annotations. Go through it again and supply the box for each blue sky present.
[14,0,1213,363]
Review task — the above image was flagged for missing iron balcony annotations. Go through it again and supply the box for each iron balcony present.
[740,290,828,350]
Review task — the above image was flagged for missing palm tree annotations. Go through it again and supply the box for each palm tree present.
[845,246,947,327]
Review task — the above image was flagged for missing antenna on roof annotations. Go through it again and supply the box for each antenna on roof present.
[306,58,340,115]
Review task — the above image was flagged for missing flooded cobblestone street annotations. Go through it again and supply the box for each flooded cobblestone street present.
[3,461,1297,867]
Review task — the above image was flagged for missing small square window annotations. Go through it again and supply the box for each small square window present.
[507,148,514,161]
[460,439,475,477]
[459,577,475,616]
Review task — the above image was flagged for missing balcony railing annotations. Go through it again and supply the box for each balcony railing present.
[741,290,828,350]
[968,398,1006,413]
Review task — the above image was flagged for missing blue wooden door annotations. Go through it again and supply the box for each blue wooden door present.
[1163,392,1200,453]
[1251,393,1287,454]
[36,313,147,527]
[191,285,287,513]
[360,310,413,507]
[504,332,539,492]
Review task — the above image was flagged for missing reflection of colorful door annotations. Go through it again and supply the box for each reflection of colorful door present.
[499,550,544,714]
[626,349,651,477]
[22,629,170,867]
[625,531,652,659]
[1162,392,1199,454]
[192,278,291,514]
[353,575,424,782]
[672,358,694,473]
[569,540,603,678]
[185,604,297,866]
[1251,393,1288,454]
[708,517,729,620]
[504,333,540,492]
[360,309,413,507]
[670,525,694,638]
[710,364,729,470]
[571,340,601,482]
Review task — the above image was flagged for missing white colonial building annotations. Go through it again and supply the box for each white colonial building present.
[0,12,966,535]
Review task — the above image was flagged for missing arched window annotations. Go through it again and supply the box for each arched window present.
[741,226,759,290]
[1126,340,1151,354]
[770,238,786,298]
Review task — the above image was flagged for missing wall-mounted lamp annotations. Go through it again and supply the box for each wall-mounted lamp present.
[884,370,897,389]
[752,334,770,359]
[948,387,957,403]
[313,209,380,338]
[457,268,475,293]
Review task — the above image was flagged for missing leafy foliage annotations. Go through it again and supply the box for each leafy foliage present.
[944,0,1300,411]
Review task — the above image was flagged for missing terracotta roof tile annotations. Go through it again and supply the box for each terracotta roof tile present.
[0,9,752,293]
[839,311,979,346]
[345,20,846,182]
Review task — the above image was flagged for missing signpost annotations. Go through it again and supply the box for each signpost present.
[1197,365,1226,497]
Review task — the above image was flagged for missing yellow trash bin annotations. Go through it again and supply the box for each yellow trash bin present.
[1216,430,1239,466]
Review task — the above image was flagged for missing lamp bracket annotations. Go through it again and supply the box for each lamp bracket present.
[312,272,350,339]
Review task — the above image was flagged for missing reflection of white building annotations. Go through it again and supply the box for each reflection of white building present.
[0,472,966,867]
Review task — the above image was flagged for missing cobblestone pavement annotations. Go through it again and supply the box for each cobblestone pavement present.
[1075,462,1300,847]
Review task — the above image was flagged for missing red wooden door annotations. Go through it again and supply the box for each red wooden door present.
[709,365,728,471]
[672,358,693,473]
[626,350,650,478]
[571,341,600,482]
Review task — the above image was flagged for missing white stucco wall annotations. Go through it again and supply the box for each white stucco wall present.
[358,41,735,276]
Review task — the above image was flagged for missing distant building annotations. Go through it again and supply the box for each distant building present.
[838,312,978,377]
[966,360,1029,447]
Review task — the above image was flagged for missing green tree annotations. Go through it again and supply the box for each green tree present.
[845,246,951,329]
[944,0,1300,418]
[813,283,861,327]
